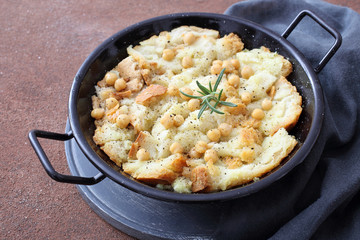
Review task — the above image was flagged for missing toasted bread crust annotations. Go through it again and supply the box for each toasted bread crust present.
[134,167,178,185]
[135,84,167,105]
[191,166,209,192]
[128,131,147,159]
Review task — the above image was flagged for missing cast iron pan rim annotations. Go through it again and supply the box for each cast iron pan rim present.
[69,12,324,202]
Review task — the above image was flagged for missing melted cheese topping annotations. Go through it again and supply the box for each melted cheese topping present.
[91,26,302,193]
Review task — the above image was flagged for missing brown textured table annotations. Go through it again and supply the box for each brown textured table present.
[1,0,359,239]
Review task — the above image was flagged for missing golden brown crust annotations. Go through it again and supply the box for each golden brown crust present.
[223,98,247,115]
[224,156,242,169]
[239,127,262,146]
[105,105,120,123]
[281,58,293,77]
[260,46,271,52]
[110,90,132,100]
[128,131,147,159]
[125,78,144,92]
[269,76,302,135]
[181,167,192,179]
[169,154,187,173]
[135,84,167,105]
[91,26,302,194]
[141,69,152,85]
[241,118,262,129]
[115,56,142,80]
[240,148,255,163]
[115,56,144,92]
[222,33,244,53]
[132,167,178,185]
[191,166,209,192]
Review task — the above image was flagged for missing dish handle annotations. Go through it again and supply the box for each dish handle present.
[281,10,342,73]
[28,129,105,185]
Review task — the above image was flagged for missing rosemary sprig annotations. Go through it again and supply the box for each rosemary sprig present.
[180,68,237,119]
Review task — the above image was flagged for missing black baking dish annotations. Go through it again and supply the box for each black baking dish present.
[29,10,341,202]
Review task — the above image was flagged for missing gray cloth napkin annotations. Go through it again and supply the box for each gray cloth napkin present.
[219,0,360,239]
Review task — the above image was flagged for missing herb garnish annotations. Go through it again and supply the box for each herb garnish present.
[180,68,237,119]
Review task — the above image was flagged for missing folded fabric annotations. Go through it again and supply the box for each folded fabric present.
[217,0,360,239]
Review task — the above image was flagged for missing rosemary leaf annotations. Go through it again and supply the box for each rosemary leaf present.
[206,98,224,114]
[196,81,211,95]
[219,101,238,107]
[218,89,223,101]
[213,68,226,92]
[211,100,219,114]
[198,103,207,119]
[197,90,206,96]
[178,68,237,118]
[211,88,223,113]
[179,90,202,99]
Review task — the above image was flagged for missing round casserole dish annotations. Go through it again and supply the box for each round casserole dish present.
[29,11,341,202]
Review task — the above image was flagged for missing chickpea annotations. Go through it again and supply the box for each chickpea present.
[170,142,184,154]
[104,72,117,86]
[231,59,240,69]
[118,105,129,114]
[188,99,200,111]
[218,123,232,137]
[210,64,222,75]
[183,32,196,45]
[222,60,234,73]
[212,59,222,66]
[105,97,118,109]
[251,108,265,120]
[228,74,240,88]
[160,113,174,129]
[173,115,184,127]
[114,78,127,91]
[207,129,221,142]
[204,149,218,163]
[162,49,175,61]
[240,92,252,105]
[91,108,105,120]
[241,65,254,79]
[182,56,193,69]
[232,69,239,76]
[116,114,130,128]
[167,85,179,96]
[195,141,208,154]
[213,60,222,66]
[189,147,202,159]
[262,98,272,111]
[137,148,150,161]
[180,87,193,100]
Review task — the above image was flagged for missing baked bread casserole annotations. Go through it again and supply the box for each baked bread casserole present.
[90,26,302,193]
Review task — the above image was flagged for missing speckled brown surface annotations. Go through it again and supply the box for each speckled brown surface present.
[1,0,359,239]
